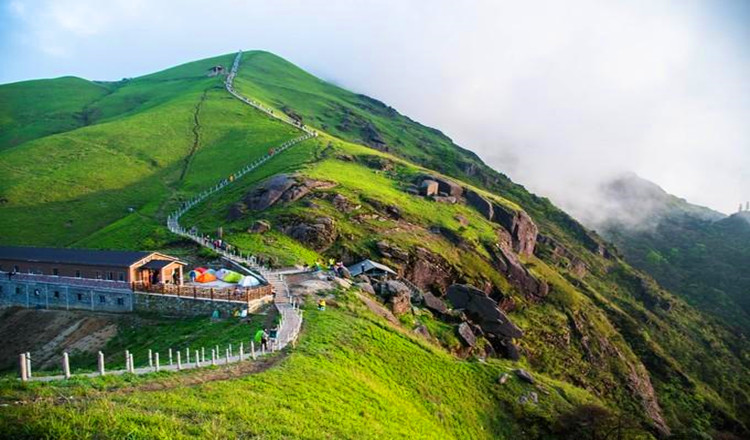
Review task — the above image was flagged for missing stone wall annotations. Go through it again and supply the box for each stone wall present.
[0,278,133,313]
[0,277,272,318]
[133,292,272,317]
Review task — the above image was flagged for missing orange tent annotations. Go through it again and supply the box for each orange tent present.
[196,272,217,283]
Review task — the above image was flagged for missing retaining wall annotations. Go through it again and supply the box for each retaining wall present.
[0,278,133,313]
[133,292,272,317]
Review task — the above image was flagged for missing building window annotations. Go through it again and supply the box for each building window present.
[76,270,81,278]
[117,297,124,306]
[77,293,83,301]
[118,272,125,281]
[99,295,106,304]
[54,291,60,298]
[53,268,59,276]
[108,272,114,281]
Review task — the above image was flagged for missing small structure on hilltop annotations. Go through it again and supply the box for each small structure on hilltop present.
[207,65,225,76]
[348,259,397,279]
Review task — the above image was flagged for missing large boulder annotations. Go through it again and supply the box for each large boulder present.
[457,322,477,347]
[492,204,538,257]
[465,189,494,220]
[496,246,549,299]
[420,180,439,197]
[388,284,411,316]
[422,291,448,315]
[282,216,337,251]
[446,284,523,339]
[242,174,335,212]
[249,220,271,234]
[435,177,463,197]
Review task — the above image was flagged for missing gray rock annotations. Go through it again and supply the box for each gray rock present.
[498,373,510,384]
[515,369,534,384]
[465,189,494,220]
[249,220,271,234]
[422,291,448,315]
[446,284,523,339]
[457,322,477,347]
[356,282,375,295]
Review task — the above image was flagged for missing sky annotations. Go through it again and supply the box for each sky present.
[1,0,749,218]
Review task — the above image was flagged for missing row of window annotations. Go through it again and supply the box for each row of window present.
[1,286,125,306]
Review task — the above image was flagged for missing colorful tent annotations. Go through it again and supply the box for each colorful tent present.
[238,275,260,287]
[223,271,243,283]
[195,272,217,283]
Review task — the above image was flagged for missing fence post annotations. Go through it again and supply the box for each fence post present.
[201,347,206,363]
[63,352,71,379]
[177,351,182,370]
[148,349,153,368]
[211,288,214,300]
[229,343,233,357]
[169,348,173,366]
[155,352,160,372]
[19,353,27,382]
[186,348,190,365]
[239,342,244,361]
[125,350,130,373]
[98,351,105,376]
[211,349,216,366]
[129,354,135,373]
[26,352,32,378]
[225,348,230,364]
[195,350,200,368]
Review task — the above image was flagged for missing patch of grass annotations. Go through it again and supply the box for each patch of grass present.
[0,292,602,439]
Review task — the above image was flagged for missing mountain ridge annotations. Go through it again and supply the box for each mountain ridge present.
[0,50,748,439]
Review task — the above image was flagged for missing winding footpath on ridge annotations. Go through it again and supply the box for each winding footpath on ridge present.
[167,50,313,350]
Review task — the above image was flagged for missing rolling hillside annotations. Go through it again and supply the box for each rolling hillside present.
[1,51,748,439]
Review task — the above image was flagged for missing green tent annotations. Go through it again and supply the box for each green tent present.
[223,271,243,283]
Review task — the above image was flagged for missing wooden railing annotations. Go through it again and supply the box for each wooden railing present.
[132,282,272,304]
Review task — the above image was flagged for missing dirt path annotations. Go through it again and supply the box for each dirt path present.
[178,88,209,183]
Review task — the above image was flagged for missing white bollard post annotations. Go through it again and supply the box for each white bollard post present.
[177,351,182,370]
[239,343,244,361]
[155,353,160,372]
[211,349,216,366]
[202,347,206,363]
[129,354,134,373]
[186,348,190,365]
[229,343,233,357]
[148,349,153,368]
[63,352,71,379]
[261,343,265,356]
[169,348,173,366]
[225,348,230,364]
[98,351,105,376]
[195,350,200,367]
[26,352,31,378]
[251,341,256,360]
[19,353,28,382]
[124,350,130,372]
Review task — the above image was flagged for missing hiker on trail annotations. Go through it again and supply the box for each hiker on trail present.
[261,329,270,351]
[318,299,326,311]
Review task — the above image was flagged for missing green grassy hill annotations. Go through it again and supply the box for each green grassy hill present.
[1,51,748,439]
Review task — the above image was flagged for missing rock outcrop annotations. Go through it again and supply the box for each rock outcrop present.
[381,280,411,315]
[420,179,439,197]
[492,204,538,257]
[494,245,549,299]
[446,284,523,340]
[240,174,335,213]
[457,322,477,347]
[281,216,337,251]
[249,220,271,234]
[422,291,448,315]
[465,189,494,220]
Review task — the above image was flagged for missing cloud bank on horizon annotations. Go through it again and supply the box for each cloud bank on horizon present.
[1,0,748,216]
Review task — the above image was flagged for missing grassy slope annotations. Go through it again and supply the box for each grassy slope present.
[0,54,299,249]
[0,292,602,440]
[0,77,112,150]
